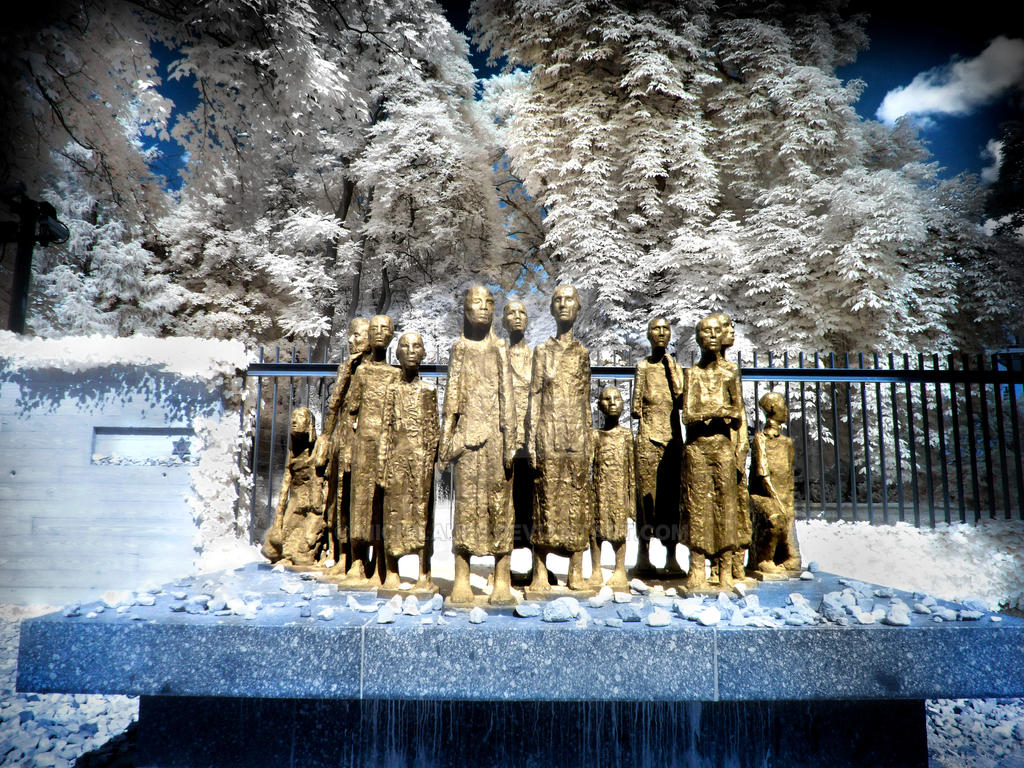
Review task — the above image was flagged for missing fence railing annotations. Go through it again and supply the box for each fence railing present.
[245,348,1024,538]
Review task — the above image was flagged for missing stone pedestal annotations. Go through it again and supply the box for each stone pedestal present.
[17,565,1024,768]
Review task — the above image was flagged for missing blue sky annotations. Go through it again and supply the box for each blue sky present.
[838,0,1024,180]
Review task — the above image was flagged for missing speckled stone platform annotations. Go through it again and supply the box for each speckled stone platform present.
[16,563,1024,703]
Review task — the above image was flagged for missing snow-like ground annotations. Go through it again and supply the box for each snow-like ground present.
[0,331,248,379]
[2,519,1023,766]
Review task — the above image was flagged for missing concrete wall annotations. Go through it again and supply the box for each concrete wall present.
[0,364,227,605]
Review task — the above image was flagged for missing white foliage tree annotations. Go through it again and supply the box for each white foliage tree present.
[470,0,1001,355]
[2,1,182,335]
[5,0,507,350]
[28,145,185,336]
[144,0,506,350]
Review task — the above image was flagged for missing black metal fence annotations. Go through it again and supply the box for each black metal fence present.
[245,348,1024,537]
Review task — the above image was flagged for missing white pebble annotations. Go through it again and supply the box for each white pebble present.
[468,607,487,624]
[629,578,651,595]
[645,608,671,627]
[697,606,721,626]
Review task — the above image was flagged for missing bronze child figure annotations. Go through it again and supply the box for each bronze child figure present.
[527,285,595,592]
[261,407,326,566]
[378,332,440,591]
[503,299,536,578]
[749,391,802,574]
[591,385,635,589]
[440,285,517,606]
[682,314,744,590]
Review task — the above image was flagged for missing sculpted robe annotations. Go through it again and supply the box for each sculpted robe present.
[632,356,684,542]
[508,340,534,548]
[440,333,516,556]
[346,359,399,543]
[262,447,325,566]
[527,336,594,553]
[682,361,742,557]
[721,359,751,549]
[593,425,635,544]
[378,377,439,557]
[320,353,364,549]
[749,429,801,567]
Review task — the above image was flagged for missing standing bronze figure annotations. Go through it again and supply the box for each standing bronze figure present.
[527,285,595,592]
[632,317,685,578]
[592,385,635,589]
[315,317,370,574]
[504,299,535,572]
[261,408,326,566]
[713,312,751,581]
[344,314,398,585]
[749,392,802,574]
[682,314,744,590]
[378,332,440,591]
[439,286,517,605]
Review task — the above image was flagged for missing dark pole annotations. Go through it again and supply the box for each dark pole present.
[8,195,39,333]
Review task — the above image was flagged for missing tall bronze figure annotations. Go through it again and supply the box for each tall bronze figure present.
[749,392,802,573]
[527,285,595,592]
[344,314,398,585]
[315,317,370,573]
[632,317,685,577]
[261,408,326,566]
[682,314,744,590]
[378,332,439,591]
[503,299,535,571]
[440,286,517,605]
[713,312,751,581]
[592,385,635,589]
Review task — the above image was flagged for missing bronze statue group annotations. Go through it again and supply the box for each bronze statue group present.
[262,285,801,602]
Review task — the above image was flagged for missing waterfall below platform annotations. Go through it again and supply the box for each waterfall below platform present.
[137,696,927,767]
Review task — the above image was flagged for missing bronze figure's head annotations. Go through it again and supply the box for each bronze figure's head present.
[503,299,528,334]
[647,317,671,351]
[396,332,426,372]
[695,314,724,353]
[368,315,394,352]
[759,391,788,425]
[598,385,624,418]
[348,317,371,356]
[290,407,316,443]
[711,312,735,349]
[463,285,495,331]
[550,284,580,326]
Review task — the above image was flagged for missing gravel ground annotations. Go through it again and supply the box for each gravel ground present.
[2,601,1023,767]
[0,606,137,768]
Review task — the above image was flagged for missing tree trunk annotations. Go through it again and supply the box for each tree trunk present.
[345,186,374,325]
[313,175,357,362]
[375,265,392,316]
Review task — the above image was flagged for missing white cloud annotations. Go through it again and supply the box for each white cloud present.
[876,36,1024,124]
[981,139,1004,183]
